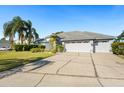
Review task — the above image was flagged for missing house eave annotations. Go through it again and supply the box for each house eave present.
[61,38,114,42]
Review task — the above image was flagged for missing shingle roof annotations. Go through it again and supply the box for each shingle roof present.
[57,31,115,41]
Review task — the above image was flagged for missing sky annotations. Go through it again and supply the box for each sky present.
[0,5,124,40]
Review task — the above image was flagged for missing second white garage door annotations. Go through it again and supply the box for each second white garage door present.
[95,40,113,53]
[65,42,92,52]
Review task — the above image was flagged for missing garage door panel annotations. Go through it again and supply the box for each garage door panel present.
[95,42,111,53]
[65,43,91,52]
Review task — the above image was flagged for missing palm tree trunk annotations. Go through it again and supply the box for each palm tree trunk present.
[10,34,14,49]
[53,41,56,50]
[28,30,32,45]
[28,38,31,45]
[21,39,23,44]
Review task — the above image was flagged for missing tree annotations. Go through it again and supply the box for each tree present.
[118,31,124,38]
[49,31,63,50]
[24,20,39,45]
[3,16,39,48]
[13,16,27,44]
[49,33,58,50]
[3,21,15,49]
[115,31,124,42]
[3,16,25,48]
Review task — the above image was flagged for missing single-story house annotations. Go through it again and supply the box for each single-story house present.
[0,38,10,48]
[35,31,115,53]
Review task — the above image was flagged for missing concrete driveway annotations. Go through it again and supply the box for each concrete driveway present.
[0,52,124,87]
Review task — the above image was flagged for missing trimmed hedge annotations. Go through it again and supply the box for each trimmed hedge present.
[111,42,124,55]
[14,44,45,51]
[15,45,24,51]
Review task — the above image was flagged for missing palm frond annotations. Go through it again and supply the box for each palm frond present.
[32,28,39,40]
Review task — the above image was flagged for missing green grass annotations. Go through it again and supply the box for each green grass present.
[118,55,124,59]
[0,51,54,72]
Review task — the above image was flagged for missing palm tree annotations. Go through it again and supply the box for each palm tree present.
[24,20,39,45]
[17,22,28,44]
[3,16,39,48]
[50,34,58,50]
[49,31,63,49]
[118,31,124,38]
[3,16,27,48]
[3,21,15,49]
[115,31,124,42]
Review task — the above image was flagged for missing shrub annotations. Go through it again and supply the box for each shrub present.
[111,42,124,55]
[15,45,24,51]
[56,44,64,52]
[38,45,45,49]
[31,48,41,53]
[29,45,38,49]
[14,44,39,51]
[14,44,46,52]
[49,44,64,53]
[23,45,30,51]
[51,48,57,53]
[38,45,46,52]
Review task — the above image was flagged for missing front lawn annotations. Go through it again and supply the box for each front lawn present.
[0,51,54,72]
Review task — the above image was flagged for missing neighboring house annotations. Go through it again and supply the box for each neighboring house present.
[0,38,10,48]
[34,37,52,50]
[34,31,115,53]
[34,35,62,50]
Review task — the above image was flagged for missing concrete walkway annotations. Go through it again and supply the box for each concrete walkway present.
[0,52,124,87]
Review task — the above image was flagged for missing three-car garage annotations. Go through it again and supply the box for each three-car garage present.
[63,40,113,53]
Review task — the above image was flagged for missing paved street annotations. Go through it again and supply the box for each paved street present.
[0,52,124,87]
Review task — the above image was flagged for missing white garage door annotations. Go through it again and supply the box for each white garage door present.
[95,41,112,53]
[65,42,92,52]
